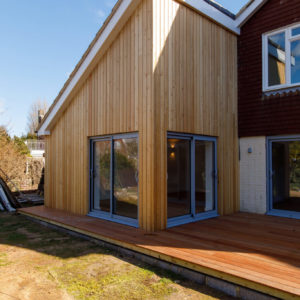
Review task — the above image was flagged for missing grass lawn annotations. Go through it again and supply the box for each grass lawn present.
[0,212,234,300]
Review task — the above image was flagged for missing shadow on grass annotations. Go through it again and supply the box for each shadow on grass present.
[0,212,234,300]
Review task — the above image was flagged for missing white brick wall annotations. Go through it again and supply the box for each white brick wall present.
[239,137,267,214]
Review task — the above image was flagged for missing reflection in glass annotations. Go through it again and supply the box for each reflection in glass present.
[167,139,191,218]
[292,27,300,36]
[291,40,300,84]
[195,141,215,213]
[268,32,286,86]
[272,141,300,212]
[113,138,138,219]
[93,141,111,212]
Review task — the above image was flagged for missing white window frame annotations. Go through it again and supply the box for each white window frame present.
[263,23,300,92]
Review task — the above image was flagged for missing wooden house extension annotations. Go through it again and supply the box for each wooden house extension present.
[19,1,300,298]
[36,0,253,232]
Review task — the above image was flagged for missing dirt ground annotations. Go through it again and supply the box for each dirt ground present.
[0,213,234,300]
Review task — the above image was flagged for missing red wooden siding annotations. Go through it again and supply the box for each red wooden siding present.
[238,0,300,137]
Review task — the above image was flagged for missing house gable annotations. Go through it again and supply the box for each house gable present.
[38,0,266,136]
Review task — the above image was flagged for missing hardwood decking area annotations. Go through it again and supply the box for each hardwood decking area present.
[19,206,300,299]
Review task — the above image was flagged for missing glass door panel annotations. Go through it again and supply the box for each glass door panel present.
[93,140,111,213]
[90,133,139,227]
[167,133,217,227]
[271,140,300,212]
[113,138,138,219]
[195,140,215,213]
[167,138,191,219]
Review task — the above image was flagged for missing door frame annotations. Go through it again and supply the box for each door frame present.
[167,132,218,228]
[267,135,300,219]
[88,132,139,227]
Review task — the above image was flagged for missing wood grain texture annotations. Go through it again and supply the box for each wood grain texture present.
[45,0,153,225]
[152,0,239,229]
[19,207,300,300]
[45,0,239,231]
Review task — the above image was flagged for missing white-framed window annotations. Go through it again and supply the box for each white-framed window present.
[263,23,300,92]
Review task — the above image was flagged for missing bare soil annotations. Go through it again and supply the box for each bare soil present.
[0,213,234,300]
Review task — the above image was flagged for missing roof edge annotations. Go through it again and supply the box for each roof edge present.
[40,0,267,135]
[203,0,235,20]
[177,0,240,34]
[38,0,129,136]
[235,0,268,28]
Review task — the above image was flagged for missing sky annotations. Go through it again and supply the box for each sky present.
[0,0,248,137]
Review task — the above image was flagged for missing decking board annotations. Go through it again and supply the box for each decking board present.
[18,206,300,299]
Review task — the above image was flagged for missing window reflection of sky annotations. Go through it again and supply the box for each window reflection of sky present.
[292,27,300,36]
[269,32,285,50]
[291,40,300,83]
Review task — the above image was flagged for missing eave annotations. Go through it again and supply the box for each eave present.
[38,0,267,136]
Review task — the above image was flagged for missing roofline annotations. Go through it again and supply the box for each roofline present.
[38,0,134,135]
[177,0,239,34]
[203,0,235,19]
[235,0,267,28]
[38,0,265,136]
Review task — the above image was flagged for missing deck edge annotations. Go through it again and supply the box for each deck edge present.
[18,208,298,300]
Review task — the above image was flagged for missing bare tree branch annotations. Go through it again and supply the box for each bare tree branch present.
[27,99,48,135]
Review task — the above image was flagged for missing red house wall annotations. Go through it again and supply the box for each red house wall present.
[238,0,300,137]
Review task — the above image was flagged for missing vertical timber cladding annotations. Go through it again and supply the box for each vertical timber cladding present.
[152,0,239,229]
[45,0,155,228]
[44,0,239,231]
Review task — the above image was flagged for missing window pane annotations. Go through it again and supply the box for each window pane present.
[195,141,215,214]
[292,27,300,36]
[93,141,111,213]
[291,40,300,84]
[268,32,286,86]
[113,138,138,219]
[272,141,300,213]
[167,138,191,218]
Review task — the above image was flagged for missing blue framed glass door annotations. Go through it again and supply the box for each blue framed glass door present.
[167,133,218,227]
[89,133,139,227]
[267,136,300,219]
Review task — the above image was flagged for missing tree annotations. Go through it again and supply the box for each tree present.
[27,99,48,135]
[13,136,30,156]
[0,127,27,189]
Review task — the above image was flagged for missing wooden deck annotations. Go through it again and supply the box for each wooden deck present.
[19,206,300,299]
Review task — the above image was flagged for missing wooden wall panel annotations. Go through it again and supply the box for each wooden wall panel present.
[152,0,239,226]
[45,0,239,231]
[45,0,154,227]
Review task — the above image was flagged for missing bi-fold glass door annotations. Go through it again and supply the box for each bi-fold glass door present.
[89,133,139,227]
[167,133,218,227]
[267,136,300,219]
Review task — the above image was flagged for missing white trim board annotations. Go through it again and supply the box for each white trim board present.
[38,0,135,136]
[38,0,265,136]
[178,0,239,34]
[235,0,267,28]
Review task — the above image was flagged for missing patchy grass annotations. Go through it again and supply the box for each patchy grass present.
[51,254,176,300]
[0,212,234,300]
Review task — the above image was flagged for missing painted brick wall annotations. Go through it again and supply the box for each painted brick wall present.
[240,137,267,214]
[238,0,300,137]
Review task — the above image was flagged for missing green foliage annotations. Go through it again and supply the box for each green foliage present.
[13,136,30,156]
[24,133,38,140]
[114,151,136,169]
[99,152,135,171]
[289,142,300,190]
